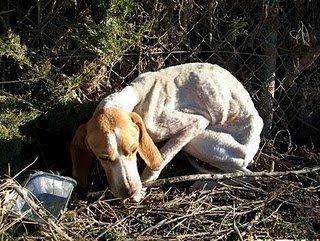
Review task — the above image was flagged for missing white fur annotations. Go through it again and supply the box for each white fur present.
[106,129,121,157]
[96,63,263,197]
[104,128,142,198]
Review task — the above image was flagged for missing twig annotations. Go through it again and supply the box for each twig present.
[0,9,15,15]
[139,206,231,236]
[143,166,320,187]
[0,78,37,84]
[12,157,38,179]
[233,201,244,241]
[241,210,262,237]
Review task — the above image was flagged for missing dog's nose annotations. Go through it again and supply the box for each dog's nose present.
[122,182,138,198]
[127,187,137,197]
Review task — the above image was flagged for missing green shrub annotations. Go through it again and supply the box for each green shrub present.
[0,0,146,173]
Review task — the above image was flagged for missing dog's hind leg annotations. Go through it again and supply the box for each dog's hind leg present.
[183,126,260,191]
[183,126,259,173]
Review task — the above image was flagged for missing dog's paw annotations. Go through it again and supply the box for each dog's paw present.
[141,167,160,183]
[131,187,147,202]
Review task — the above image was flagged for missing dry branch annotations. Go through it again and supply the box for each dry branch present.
[1,159,319,240]
[143,166,320,187]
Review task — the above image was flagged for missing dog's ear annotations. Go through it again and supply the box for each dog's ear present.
[130,112,163,170]
[70,123,93,187]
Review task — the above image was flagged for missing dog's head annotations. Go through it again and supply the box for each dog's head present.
[70,107,163,199]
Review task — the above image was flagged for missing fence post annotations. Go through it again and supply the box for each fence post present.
[260,1,279,136]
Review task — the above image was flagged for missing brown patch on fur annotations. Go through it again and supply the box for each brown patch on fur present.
[70,107,163,188]
[70,124,93,187]
[130,112,163,170]
[90,107,126,132]
[86,107,137,161]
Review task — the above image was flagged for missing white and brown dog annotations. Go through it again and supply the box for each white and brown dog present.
[70,63,263,201]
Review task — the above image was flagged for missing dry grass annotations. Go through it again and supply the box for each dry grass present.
[1,142,319,240]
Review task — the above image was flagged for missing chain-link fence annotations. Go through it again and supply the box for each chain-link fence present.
[107,0,320,142]
[1,0,320,164]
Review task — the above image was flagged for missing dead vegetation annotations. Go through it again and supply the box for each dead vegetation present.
[1,140,319,240]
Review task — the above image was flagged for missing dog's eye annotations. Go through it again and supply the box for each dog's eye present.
[99,156,110,162]
[131,145,138,153]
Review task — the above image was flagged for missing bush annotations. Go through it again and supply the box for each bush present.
[0,0,146,174]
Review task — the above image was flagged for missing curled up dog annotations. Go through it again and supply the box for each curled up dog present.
[70,63,264,202]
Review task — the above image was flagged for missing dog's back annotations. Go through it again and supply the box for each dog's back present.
[131,63,260,136]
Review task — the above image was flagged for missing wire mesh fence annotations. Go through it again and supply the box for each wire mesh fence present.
[1,0,320,143]
[107,0,320,141]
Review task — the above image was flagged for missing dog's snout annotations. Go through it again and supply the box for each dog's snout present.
[119,182,138,198]
[122,182,138,198]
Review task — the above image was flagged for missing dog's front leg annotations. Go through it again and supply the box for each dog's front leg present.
[141,115,209,183]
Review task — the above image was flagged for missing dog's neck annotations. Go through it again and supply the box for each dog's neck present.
[95,85,140,114]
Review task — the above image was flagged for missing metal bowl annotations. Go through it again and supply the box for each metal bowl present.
[11,171,77,223]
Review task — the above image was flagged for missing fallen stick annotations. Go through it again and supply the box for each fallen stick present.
[143,166,320,187]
